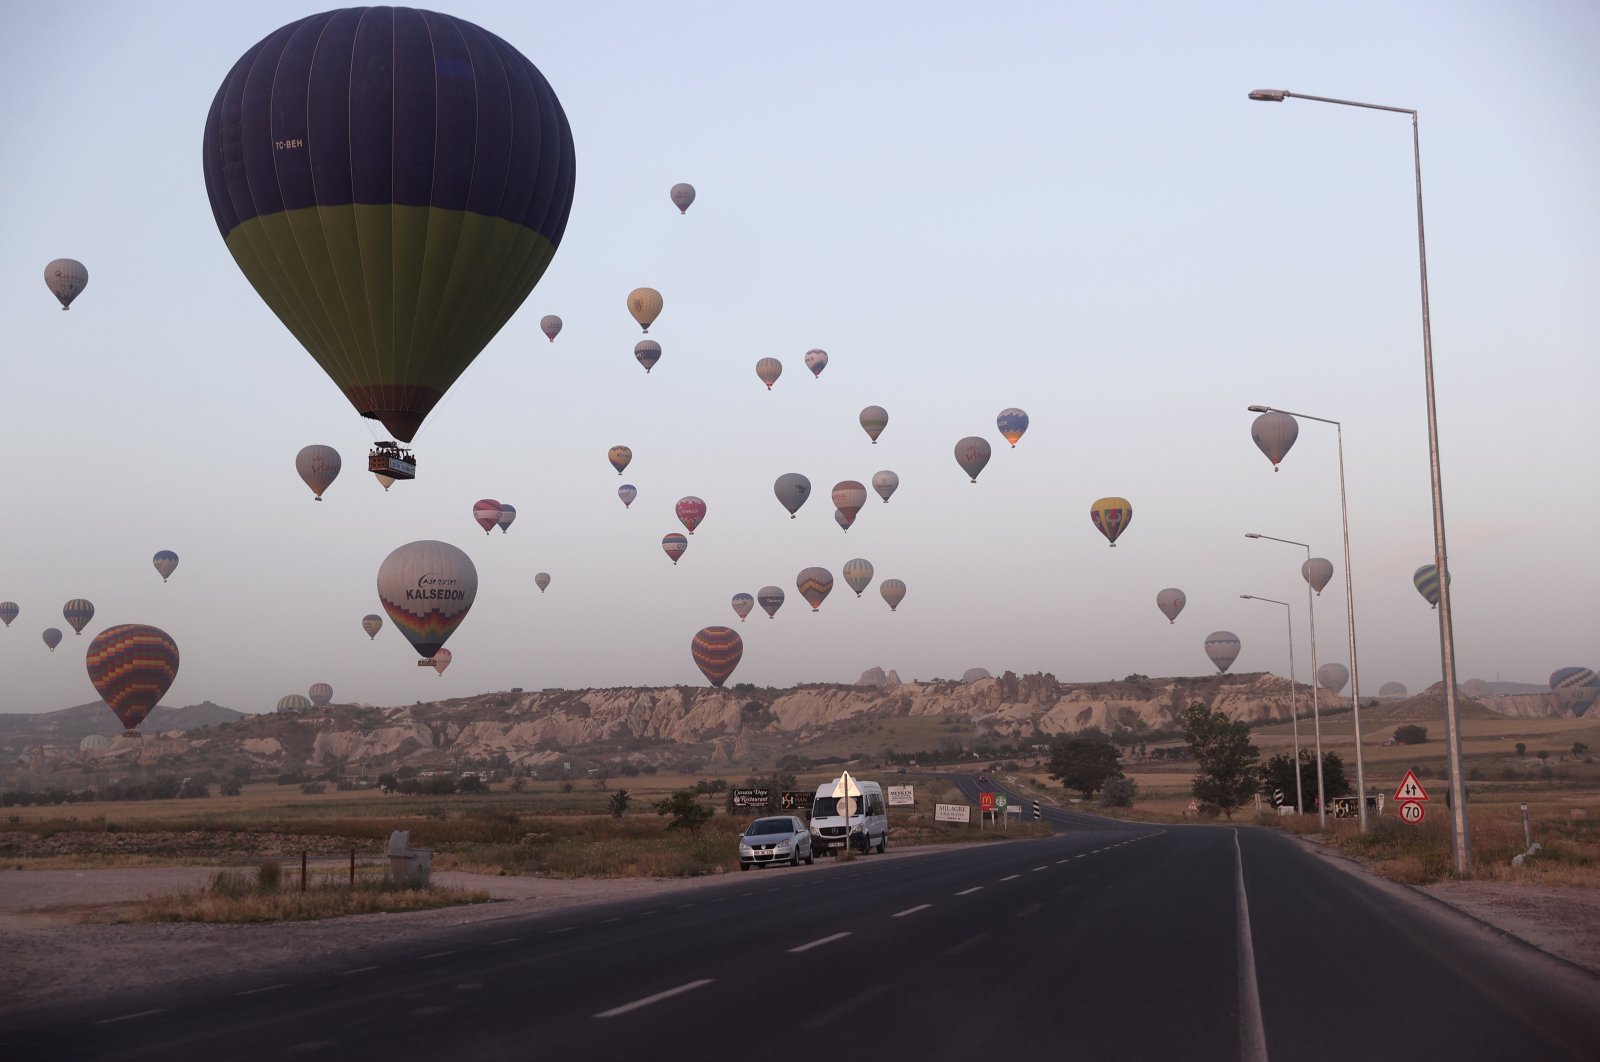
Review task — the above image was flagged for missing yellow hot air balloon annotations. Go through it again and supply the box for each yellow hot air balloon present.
[1089,497,1133,547]
[627,288,663,332]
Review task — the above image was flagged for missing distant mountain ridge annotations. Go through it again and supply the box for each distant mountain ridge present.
[0,701,243,743]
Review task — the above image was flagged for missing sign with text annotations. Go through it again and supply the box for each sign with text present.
[780,790,815,812]
[730,787,770,808]
[1399,800,1425,824]
[934,803,972,823]
[979,791,995,812]
[887,784,915,806]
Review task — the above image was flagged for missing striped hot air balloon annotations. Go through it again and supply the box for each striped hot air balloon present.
[1413,564,1449,608]
[376,540,478,659]
[756,358,783,390]
[361,613,384,640]
[0,602,18,627]
[662,534,688,565]
[202,8,576,444]
[879,578,906,612]
[63,599,95,636]
[473,499,503,534]
[1205,631,1241,673]
[842,558,875,597]
[496,504,517,534]
[757,586,785,619]
[634,341,662,373]
[1551,667,1599,690]
[308,683,334,707]
[859,406,889,444]
[152,550,180,582]
[85,624,179,731]
[535,572,551,593]
[797,567,834,612]
[831,481,868,523]
[277,694,313,713]
[540,315,562,342]
[1090,498,1133,547]
[691,626,743,687]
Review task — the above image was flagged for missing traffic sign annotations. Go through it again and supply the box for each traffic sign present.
[1399,800,1425,824]
[994,794,1008,810]
[979,792,995,812]
[1394,770,1430,802]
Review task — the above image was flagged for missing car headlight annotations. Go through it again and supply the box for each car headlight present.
[739,844,753,854]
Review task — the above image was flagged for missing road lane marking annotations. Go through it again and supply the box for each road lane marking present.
[548,927,576,935]
[96,1009,166,1025]
[595,979,714,1018]
[955,886,983,896]
[339,966,380,976]
[944,932,990,956]
[803,982,891,1029]
[1233,829,1270,1062]
[420,951,456,960]
[1000,874,1020,881]
[1075,854,1087,859]
[488,937,520,945]
[237,983,289,996]
[676,903,695,909]
[891,904,931,918]
[1056,859,1071,864]
[600,917,623,924]
[789,932,852,953]
[1032,866,1048,872]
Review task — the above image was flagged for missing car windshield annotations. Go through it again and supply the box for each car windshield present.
[745,818,792,836]
[810,796,860,818]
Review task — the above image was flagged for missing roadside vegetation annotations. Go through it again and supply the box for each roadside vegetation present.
[122,861,490,923]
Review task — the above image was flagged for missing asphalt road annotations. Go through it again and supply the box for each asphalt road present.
[4,812,1597,1061]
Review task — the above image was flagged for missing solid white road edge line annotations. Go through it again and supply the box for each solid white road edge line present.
[1233,829,1270,1062]
[788,932,852,953]
[594,979,715,1018]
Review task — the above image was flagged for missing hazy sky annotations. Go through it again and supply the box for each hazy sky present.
[2,1,1596,717]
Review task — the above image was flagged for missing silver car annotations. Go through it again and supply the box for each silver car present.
[738,815,814,870]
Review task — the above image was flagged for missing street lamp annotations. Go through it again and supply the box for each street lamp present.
[1249,88,1468,872]
[1249,403,1368,831]
[1241,594,1302,814]
[1247,532,1326,827]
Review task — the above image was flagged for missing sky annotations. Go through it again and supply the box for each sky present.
[1,0,1596,717]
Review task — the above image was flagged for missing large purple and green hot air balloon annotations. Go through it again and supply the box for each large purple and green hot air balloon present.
[202,7,576,444]
[85,624,180,731]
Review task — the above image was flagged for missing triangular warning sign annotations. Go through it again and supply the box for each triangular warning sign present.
[1394,770,1430,802]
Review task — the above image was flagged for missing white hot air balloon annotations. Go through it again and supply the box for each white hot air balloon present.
[1156,588,1186,624]
[871,470,899,503]
[376,540,478,660]
[44,258,88,310]
[1204,631,1241,673]
[296,444,341,501]
[842,558,875,597]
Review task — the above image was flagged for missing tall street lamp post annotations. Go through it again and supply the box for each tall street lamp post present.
[1249,88,1467,871]
[1249,404,1368,831]
[1247,532,1325,828]
[1241,594,1302,815]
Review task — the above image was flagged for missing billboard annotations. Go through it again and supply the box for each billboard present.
[934,803,971,823]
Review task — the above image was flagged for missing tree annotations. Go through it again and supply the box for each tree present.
[1536,750,1550,763]
[1047,730,1124,799]
[1259,749,1351,812]
[1393,725,1429,745]
[1099,777,1138,808]
[1514,743,1526,756]
[608,789,631,818]
[654,790,713,835]
[1573,742,1589,758]
[1181,703,1259,818]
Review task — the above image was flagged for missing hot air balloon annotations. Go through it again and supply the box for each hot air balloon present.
[153,551,180,582]
[496,504,517,533]
[535,572,551,593]
[859,406,889,444]
[627,288,663,332]
[473,499,503,534]
[871,470,899,503]
[954,437,991,482]
[757,586,785,619]
[308,683,334,707]
[1205,631,1241,673]
[1316,663,1349,695]
[996,408,1029,447]
[774,473,811,518]
[277,693,312,713]
[430,647,453,675]
[670,183,696,214]
[963,668,992,683]
[731,593,754,622]
[63,599,95,636]
[541,315,563,342]
[676,496,707,535]
[43,628,63,652]
[879,578,906,612]
[1413,564,1449,608]
[0,602,18,627]
[377,540,478,659]
[202,9,576,446]
[618,484,638,508]
[842,558,875,597]
[804,349,828,378]
[362,614,384,640]
[1251,412,1299,471]
[831,481,867,524]
[1378,682,1408,700]
[1302,558,1334,595]
[662,534,688,565]
[85,624,179,730]
[1550,667,1598,690]
[296,445,341,500]
[755,357,783,389]
[44,259,88,310]
[1156,588,1186,624]
[797,567,834,612]
[80,734,110,753]
[835,508,855,531]
[375,472,397,491]
[609,446,633,475]
[1089,498,1132,547]
[634,340,661,373]
[691,626,742,687]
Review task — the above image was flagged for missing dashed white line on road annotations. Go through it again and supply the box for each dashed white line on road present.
[789,932,852,953]
[1017,902,1044,918]
[548,927,576,935]
[96,1009,166,1025]
[1000,874,1020,881]
[339,966,380,976]
[677,903,695,909]
[595,979,715,1018]
[600,917,622,924]
[955,886,984,896]
[419,951,456,960]
[1075,854,1087,859]
[1057,858,1071,864]
[488,937,520,945]
[237,983,289,996]
[891,904,931,918]
[1032,866,1048,872]
[944,932,990,956]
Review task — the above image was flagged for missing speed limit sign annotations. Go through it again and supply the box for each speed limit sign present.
[1399,800,1425,824]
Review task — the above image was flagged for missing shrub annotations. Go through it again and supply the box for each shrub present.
[220,780,242,796]
[1393,725,1428,745]
[1099,777,1137,808]
[654,790,713,835]
[608,789,631,818]
[300,782,327,795]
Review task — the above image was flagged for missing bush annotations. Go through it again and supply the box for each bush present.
[300,782,327,795]
[654,790,713,835]
[220,780,242,796]
[1393,725,1428,745]
[1099,777,1138,808]
[608,789,631,818]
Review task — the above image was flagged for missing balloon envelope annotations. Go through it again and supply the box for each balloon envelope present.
[634,340,661,373]
[152,551,179,582]
[277,694,312,713]
[85,624,179,730]
[375,472,397,491]
[308,683,334,707]
[1090,497,1133,546]
[670,183,696,214]
[0,602,17,627]
[608,446,632,475]
[1251,412,1299,469]
[731,593,754,621]
[532,573,549,594]
[691,626,742,686]
[1316,663,1350,694]
[1413,564,1449,607]
[63,599,95,636]
[377,540,478,658]
[1205,631,1241,673]
[954,437,991,482]
[1156,588,1186,624]
[774,473,811,518]
[473,499,503,534]
[362,614,384,640]
[662,534,688,564]
[834,509,853,532]
[540,315,562,342]
[1379,682,1408,700]
[627,287,663,332]
[43,628,63,651]
[44,258,88,310]
[831,481,868,520]
[842,558,875,596]
[871,470,899,503]
[757,586,785,618]
[859,406,889,443]
[296,445,341,500]
[804,348,828,378]
[496,504,516,533]
[755,357,783,389]
[202,8,576,443]
[676,496,707,534]
[1550,667,1599,690]
[1302,558,1334,594]
[879,578,906,611]
[797,567,834,611]
[618,483,638,508]
[996,408,1029,447]
[431,647,453,675]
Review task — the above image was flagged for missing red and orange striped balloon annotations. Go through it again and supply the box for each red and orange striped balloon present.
[85,624,180,731]
[691,627,743,687]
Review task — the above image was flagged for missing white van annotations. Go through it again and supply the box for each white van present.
[809,777,888,856]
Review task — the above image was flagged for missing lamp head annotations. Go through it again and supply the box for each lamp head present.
[1240,594,1253,600]
[1249,89,1289,102]
[1245,533,1262,539]
[1247,404,1272,413]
